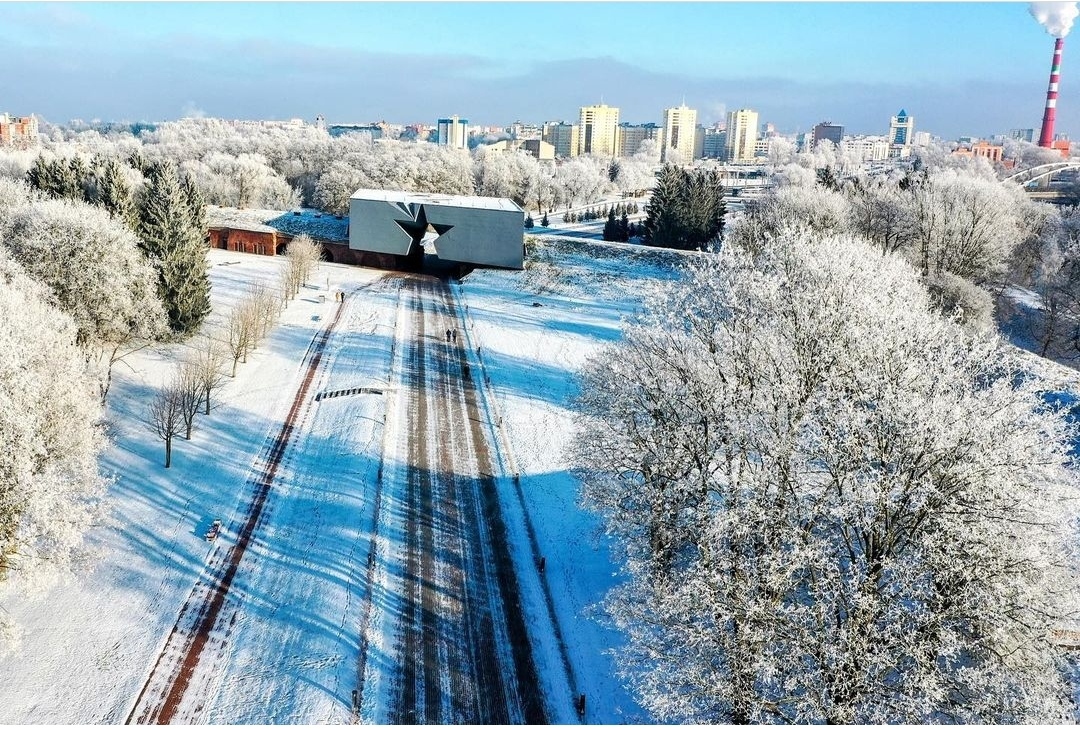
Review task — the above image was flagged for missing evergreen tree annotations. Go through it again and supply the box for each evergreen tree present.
[619,212,631,242]
[643,164,726,250]
[524,213,535,229]
[97,157,138,230]
[608,159,621,183]
[603,208,619,241]
[181,171,207,232]
[643,164,685,249]
[541,212,549,227]
[26,155,52,195]
[67,156,91,202]
[128,148,151,176]
[138,161,211,335]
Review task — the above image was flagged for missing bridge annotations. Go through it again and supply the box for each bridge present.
[1001,161,1080,186]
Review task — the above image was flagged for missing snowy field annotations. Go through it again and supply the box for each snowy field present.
[0,238,685,723]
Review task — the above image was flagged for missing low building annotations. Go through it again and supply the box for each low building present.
[950,140,1005,163]
[522,139,555,160]
[841,135,891,163]
[0,113,38,147]
[206,206,394,267]
[349,189,524,269]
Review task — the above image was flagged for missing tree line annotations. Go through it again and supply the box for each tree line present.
[0,119,666,221]
[574,159,1080,721]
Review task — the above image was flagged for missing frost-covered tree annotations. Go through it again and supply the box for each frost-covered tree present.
[138,160,211,335]
[575,232,1080,723]
[94,156,138,229]
[191,334,228,415]
[556,156,611,210]
[148,383,184,468]
[0,253,105,644]
[906,168,1024,281]
[0,197,167,400]
[284,233,322,297]
[612,140,657,196]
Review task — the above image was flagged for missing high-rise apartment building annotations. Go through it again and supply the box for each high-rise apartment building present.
[542,121,579,158]
[726,109,759,162]
[437,115,469,149]
[812,121,844,148]
[577,103,620,156]
[616,122,660,158]
[661,104,698,166]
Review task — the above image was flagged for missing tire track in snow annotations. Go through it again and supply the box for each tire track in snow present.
[126,291,350,725]
[374,273,546,723]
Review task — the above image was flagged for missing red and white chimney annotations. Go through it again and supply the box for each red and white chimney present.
[1040,37,1065,148]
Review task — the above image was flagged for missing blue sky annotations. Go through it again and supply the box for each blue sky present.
[0,2,1069,139]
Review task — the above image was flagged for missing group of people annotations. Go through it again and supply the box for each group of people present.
[334,291,346,303]
[445,328,458,343]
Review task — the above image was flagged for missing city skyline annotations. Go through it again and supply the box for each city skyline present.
[0,2,1072,139]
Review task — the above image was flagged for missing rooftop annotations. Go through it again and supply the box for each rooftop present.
[350,188,523,213]
[206,205,349,242]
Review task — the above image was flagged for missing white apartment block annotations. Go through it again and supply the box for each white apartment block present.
[661,104,698,166]
[726,108,759,162]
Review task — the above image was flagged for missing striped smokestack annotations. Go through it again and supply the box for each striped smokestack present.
[1040,37,1065,147]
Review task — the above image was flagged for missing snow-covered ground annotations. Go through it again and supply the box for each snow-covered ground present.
[0,238,685,723]
[455,237,686,722]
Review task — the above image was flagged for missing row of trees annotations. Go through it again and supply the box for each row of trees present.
[0,181,135,644]
[147,235,323,467]
[566,201,639,223]
[1,118,658,220]
[26,153,212,339]
[149,338,229,468]
[575,229,1080,723]
[602,210,639,242]
[642,165,726,250]
[0,148,212,647]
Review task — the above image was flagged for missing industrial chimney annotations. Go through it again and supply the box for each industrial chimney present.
[1039,37,1065,147]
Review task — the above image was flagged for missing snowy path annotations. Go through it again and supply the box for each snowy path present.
[358,273,547,723]
[115,268,554,724]
[125,276,397,723]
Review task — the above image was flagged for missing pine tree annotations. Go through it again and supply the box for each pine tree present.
[67,156,91,202]
[608,159,621,183]
[643,165,726,250]
[643,164,685,248]
[181,172,207,232]
[97,157,138,230]
[603,208,619,241]
[619,212,631,242]
[524,213,535,229]
[26,155,52,194]
[138,161,211,335]
[541,212,549,227]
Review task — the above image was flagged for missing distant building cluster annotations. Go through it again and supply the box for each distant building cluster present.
[0,113,38,147]
[303,97,1062,170]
